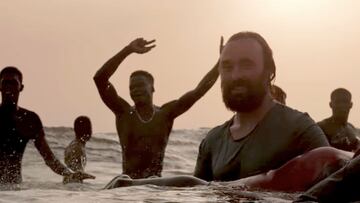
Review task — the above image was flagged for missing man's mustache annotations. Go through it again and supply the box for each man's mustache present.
[223,79,250,90]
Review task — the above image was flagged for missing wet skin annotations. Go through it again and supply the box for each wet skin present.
[0,71,94,185]
[94,38,219,178]
[104,147,351,192]
[318,92,360,151]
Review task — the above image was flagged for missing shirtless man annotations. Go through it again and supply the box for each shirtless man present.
[0,66,94,186]
[63,116,95,184]
[104,32,334,190]
[318,88,360,152]
[94,38,219,179]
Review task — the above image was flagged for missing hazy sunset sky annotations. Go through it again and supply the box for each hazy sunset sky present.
[1,0,360,132]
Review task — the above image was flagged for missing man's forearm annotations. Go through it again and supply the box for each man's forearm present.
[94,46,132,84]
[174,61,219,110]
[193,61,219,97]
[35,135,73,177]
[45,158,73,176]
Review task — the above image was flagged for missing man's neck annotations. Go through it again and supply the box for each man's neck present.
[134,102,156,123]
[75,137,86,145]
[234,93,275,127]
[135,102,154,113]
[0,102,19,113]
[330,116,348,126]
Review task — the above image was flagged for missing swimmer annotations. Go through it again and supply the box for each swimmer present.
[94,37,220,178]
[0,66,94,185]
[63,116,95,184]
[318,88,360,152]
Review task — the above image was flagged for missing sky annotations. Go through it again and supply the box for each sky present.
[1,0,360,133]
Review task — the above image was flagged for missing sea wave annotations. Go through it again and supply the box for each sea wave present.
[3,127,297,202]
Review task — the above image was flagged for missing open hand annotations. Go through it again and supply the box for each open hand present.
[68,171,96,181]
[128,38,156,54]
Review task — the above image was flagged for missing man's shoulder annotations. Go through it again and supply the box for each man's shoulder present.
[17,107,42,123]
[317,117,331,125]
[267,104,320,135]
[15,107,44,139]
[347,122,357,129]
[203,119,231,142]
[274,104,315,124]
[274,104,307,119]
[18,107,40,117]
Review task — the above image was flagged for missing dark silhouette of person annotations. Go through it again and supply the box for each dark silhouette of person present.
[94,38,219,179]
[0,66,94,187]
[271,84,286,104]
[104,32,334,190]
[63,116,95,184]
[318,88,360,152]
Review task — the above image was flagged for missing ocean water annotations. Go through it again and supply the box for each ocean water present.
[0,127,298,203]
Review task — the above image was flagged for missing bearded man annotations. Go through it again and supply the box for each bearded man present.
[194,31,329,181]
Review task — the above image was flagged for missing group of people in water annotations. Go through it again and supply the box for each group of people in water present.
[1,31,359,202]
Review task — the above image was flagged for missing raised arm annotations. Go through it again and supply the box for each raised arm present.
[163,37,223,119]
[93,38,156,114]
[164,62,219,119]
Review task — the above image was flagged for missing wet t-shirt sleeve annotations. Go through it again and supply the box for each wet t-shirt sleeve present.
[295,113,330,152]
[194,139,213,181]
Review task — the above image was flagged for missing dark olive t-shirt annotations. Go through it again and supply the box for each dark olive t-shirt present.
[194,104,329,181]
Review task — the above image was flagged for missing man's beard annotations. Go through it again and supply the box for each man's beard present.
[221,74,267,112]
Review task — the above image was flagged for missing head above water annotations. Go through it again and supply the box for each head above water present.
[0,66,24,106]
[129,70,155,106]
[226,32,276,83]
[0,66,23,83]
[74,116,92,143]
[330,88,352,123]
[219,31,276,112]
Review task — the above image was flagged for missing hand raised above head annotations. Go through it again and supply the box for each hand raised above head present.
[219,36,224,54]
[128,38,156,54]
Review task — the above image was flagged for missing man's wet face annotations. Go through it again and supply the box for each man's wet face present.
[0,73,22,105]
[331,96,352,121]
[129,75,153,105]
[219,38,268,112]
[75,119,92,142]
